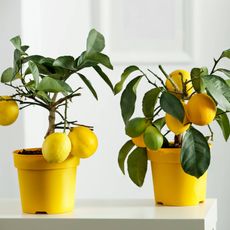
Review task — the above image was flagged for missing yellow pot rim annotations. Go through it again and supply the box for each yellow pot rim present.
[13,148,80,170]
[147,148,181,164]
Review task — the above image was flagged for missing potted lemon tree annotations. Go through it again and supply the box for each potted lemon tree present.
[0,29,113,214]
[115,50,230,206]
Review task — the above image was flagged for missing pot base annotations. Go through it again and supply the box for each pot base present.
[14,148,80,214]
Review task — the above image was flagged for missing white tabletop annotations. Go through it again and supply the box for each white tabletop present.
[0,199,217,230]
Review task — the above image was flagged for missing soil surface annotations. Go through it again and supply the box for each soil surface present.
[18,149,42,155]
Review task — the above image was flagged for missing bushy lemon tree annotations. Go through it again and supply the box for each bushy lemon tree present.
[115,50,230,187]
[0,29,113,162]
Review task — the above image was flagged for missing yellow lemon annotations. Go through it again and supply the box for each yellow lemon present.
[42,132,71,163]
[132,134,146,148]
[68,126,98,158]
[166,70,193,98]
[186,93,217,126]
[0,96,19,126]
[165,113,190,135]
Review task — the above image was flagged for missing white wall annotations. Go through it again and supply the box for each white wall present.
[0,0,24,198]
[0,0,230,229]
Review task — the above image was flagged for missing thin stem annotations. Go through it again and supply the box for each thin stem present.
[147,69,166,89]
[153,107,162,117]
[210,56,222,75]
[164,130,170,136]
[159,65,180,92]
[208,125,214,141]
[174,134,183,147]
[63,100,68,133]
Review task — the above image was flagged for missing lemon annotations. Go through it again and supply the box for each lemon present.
[68,126,98,158]
[125,117,149,137]
[186,93,217,126]
[132,134,146,148]
[165,103,190,135]
[0,96,19,126]
[42,132,71,163]
[144,126,163,150]
[166,70,193,98]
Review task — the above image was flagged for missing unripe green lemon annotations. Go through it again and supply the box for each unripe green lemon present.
[0,96,19,126]
[144,126,163,150]
[42,133,71,163]
[125,117,149,137]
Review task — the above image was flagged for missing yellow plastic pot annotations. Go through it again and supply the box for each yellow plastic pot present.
[13,148,80,214]
[148,148,207,206]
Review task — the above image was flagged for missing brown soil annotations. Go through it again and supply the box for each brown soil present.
[18,149,42,155]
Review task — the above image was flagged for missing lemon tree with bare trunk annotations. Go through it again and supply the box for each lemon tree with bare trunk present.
[0,29,113,163]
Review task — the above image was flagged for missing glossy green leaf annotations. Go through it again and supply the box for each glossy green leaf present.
[93,65,113,92]
[37,77,72,93]
[114,66,140,95]
[53,56,75,70]
[215,68,230,78]
[10,36,24,53]
[215,108,230,141]
[160,91,184,122]
[36,91,52,103]
[226,80,230,87]
[13,49,21,74]
[118,140,135,174]
[127,147,147,187]
[191,67,207,93]
[28,61,40,87]
[23,55,44,64]
[87,29,105,53]
[1,67,14,83]
[203,75,230,111]
[120,76,143,124]
[221,49,230,59]
[153,117,166,130]
[78,73,98,100]
[181,127,210,178]
[142,88,161,118]
[77,52,113,70]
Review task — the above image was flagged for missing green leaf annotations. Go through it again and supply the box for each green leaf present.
[77,52,113,70]
[46,74,67,80]
[120,75,143,124]
[36,91,52,103]
[181,127,210,178]
[93,65,113,92]
[10,36,24,53]
[28,61,40,87]
[215,68,230,78]
[78,73,98,100]
[118,140,135,174]
[153,117,166,130]
[191,67,207,93]
[87,29,105,53]
[226,79,230,87]
[142,88,161,118]
[203,75,230,111]
[160,91,185,122]
[53,56,75,70]
[13,49,21,74]
[221,49,230,59]
[215,108,230,141]
[114,66,140,95]
[127,147,147,187]
[1,67,14,83]
[23,55,44,64]
[37,77,72,93]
